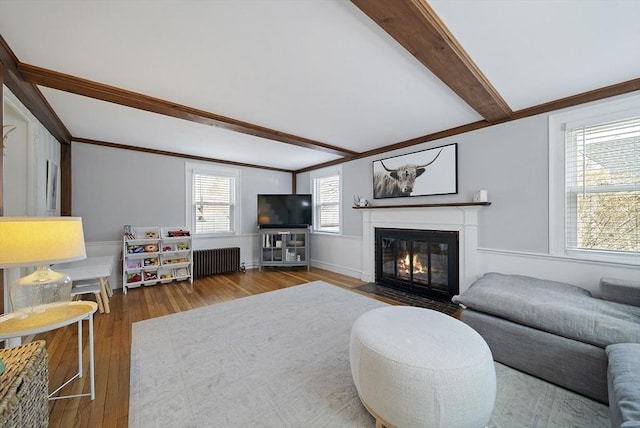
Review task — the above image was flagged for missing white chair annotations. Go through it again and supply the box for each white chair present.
[71,281,104,313]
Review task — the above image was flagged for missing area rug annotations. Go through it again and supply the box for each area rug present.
[130,281,609,427]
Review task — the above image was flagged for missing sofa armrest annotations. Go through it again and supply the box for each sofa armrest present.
[606,343,640,427]
[599,278,640,307]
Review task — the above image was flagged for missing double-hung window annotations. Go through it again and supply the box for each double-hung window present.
[186,163,239,235]
[312,168,341,233]
[549,95,639,263]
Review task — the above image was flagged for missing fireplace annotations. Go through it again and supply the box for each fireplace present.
[360,205,481,295]
[375,228,459,299]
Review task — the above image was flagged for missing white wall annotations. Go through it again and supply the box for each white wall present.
[73,143,187,242]
[6,85,637,295]
[3,87,61,216]
[303,114,549,251]
[298,93,639,294]
[72,142,293,288]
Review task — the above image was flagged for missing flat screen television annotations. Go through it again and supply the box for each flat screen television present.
[257,194,312,228]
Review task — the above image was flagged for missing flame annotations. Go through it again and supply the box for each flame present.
[398,253,427,275]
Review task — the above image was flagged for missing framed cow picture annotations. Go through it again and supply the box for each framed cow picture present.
[372,143,457,199]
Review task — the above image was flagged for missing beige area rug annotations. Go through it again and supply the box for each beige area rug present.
[129,281,609,427]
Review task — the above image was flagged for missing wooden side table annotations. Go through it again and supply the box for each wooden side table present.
[0,341,49,428]
[0,301,97,401]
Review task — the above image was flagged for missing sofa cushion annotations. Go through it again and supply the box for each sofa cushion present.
[452,273,640,348]
[600,277,640,308]
[607,343,640,427]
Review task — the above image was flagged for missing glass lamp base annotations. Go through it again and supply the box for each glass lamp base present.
[9,265,72,317]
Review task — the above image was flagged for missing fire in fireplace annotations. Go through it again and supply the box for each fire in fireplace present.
[375,228,459,299]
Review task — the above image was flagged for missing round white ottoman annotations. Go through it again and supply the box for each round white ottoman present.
[350,306,496,428]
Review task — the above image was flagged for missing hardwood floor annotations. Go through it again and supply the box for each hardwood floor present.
[36,268,397,428]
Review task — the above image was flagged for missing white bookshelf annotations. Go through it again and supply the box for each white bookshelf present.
[122,225,193,294]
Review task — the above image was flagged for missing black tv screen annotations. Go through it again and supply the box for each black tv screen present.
[257,194,312,228]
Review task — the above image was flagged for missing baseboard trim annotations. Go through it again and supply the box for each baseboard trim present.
[310,259,362,279]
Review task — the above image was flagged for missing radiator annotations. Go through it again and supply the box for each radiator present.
[193,247,241,278]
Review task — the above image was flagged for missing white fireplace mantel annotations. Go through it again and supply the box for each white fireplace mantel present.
[360,205,483,294]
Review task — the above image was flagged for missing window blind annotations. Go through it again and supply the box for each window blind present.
[315,174,340,232]
[565,116,639,253]
[193,173,234,233]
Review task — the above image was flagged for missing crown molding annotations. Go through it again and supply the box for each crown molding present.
[73,137,294,173]
[296,78,640,174]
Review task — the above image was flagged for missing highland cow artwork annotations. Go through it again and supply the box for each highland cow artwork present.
[373,143,457,199]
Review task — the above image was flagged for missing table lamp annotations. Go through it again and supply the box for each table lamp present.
[0,217,86,317]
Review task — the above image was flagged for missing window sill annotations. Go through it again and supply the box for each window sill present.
[193,232,237,238]
[561,249,639,267]
[312,230,341,236]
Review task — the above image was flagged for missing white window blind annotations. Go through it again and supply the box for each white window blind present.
[193,173,235,234]
[565,116,639,254]
[314,174,340,233]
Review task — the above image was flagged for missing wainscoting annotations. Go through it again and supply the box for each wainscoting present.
[477,248,640,295]
[85,234,638,296]
[85,234,257,290]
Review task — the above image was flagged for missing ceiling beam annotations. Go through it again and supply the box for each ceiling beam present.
[351,0,512,122]
[18,63,359,158]
[0,36,71,144]
[73,137,295,173]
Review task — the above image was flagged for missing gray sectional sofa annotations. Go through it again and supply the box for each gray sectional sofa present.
[452,273,640,427]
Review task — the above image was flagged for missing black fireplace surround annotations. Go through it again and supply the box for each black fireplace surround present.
[375,228,459,299]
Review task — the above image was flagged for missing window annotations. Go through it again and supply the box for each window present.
[549,95,639,264]
[312,168,341,233]
[186,163,239,234]
[566,117,639,253]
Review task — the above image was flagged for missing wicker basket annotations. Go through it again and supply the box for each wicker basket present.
[0,341,49,428]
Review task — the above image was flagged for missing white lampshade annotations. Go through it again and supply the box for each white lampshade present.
[0,217,86,315]
[0,217,86,268]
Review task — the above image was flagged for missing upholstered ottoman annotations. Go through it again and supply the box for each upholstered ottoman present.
[350,306,496,428]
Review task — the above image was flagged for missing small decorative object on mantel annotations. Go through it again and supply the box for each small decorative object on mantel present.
[473,190,488,203]
[353,195,369,207]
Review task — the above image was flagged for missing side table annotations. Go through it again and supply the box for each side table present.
[0,301,97,401]
[0,341,49,428]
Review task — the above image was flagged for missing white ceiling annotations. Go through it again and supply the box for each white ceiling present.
[1,0,639,171]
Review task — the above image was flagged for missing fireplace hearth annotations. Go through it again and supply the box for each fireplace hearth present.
[375,228,459,299]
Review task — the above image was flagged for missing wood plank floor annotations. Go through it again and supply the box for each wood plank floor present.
[35,268,402,428]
